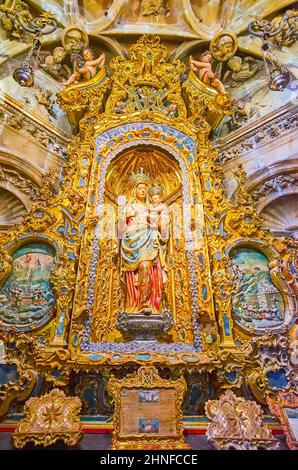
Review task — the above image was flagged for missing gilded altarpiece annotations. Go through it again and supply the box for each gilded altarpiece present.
[0,36,297,440]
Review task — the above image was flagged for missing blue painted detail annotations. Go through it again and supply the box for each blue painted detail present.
[82,157,88,164]
[107,140,115,148]
[0,364,18,385]
[81,416,109,422]
[72,334,78,347]
[95,122,196,154]
[224,370,237,383]
[70,239,75,244]
[205,181,211,190]
[97,155,102,163]
[223,315,231,336]
[290,262,297,274]
[52,369,61,377]
[34,211,43,218]
[219,223,224,235]
[61,287,67,294]
[70,229,78,235]
[79,177,85,187]
[32,376,44,397]
[220,285,225,291]
[215,252,221,259]
[266,369,288,389]
[142,132,151,137]
[58,226,64,234]
[135,354,152,361]
[39,337,46,344]
[88,355,104,361]
[220,293,227,298]
[65,220,69,235]
[204,162,208,169]
[90,193,95,204]
[67,252,76,260]
[112,355,121,360]
[175,141,183,150]
[169,258,174,265]
[161,135,167,140]
[56,312,65,336]
[187,155,193,164]
[202,285,208,300]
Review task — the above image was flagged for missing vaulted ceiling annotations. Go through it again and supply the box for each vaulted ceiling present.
[0,0,297,234]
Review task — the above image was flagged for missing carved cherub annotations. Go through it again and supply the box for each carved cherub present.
[189,51,226,94]
[223,56,263,88]
[39,47,71,81]
[63,48,105,86]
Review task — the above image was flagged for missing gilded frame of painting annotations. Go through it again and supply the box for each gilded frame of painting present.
[0,233,60,333]
[108,366,191,450]
[226,238,296,337]
[267,390,298,450]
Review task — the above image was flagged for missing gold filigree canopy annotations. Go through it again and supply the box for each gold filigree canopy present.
[105,34,187,117]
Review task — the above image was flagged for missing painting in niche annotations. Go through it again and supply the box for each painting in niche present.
[231,247,285,330]
[0,243,55,325]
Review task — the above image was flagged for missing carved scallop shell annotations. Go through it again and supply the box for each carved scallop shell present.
[0,188,26,227]
[261,194,298,237]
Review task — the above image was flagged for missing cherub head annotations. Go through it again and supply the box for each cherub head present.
[149,184,164,206]
[227,55,242,72]
[53,47,66,63]
[83,48,95,61]
[200,50,213,63]
[45,55,55,67]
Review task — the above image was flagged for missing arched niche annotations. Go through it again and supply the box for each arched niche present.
[89,143,198,347]
[0,242,56,330]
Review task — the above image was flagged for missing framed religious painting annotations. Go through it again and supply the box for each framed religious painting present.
[108,366,191,450]
[267,390,298,450]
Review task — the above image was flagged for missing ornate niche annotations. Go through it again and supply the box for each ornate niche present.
[58,34,233,362]
[73,131,207,355]
[229,242,296,336]
[0,240,57,331]
[95,145,198,345]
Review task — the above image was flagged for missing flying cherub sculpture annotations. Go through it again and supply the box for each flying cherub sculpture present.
[63,48,105,86]
[189,51,226,94]
[223,56,263,88]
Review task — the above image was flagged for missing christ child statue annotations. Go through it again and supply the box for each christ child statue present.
[149,185,169,277]
[64,48,105,86]
[189,51,226,94]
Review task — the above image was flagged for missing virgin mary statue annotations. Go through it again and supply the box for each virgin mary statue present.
[120,168,168,314]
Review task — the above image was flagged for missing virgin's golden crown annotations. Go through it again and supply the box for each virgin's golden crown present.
[130,167,150,186]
